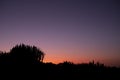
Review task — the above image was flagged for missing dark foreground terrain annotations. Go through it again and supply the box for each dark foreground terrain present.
[0,44,120,80]
[1,62,120,80]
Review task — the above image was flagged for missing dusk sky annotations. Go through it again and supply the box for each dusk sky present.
[0,0,120,67]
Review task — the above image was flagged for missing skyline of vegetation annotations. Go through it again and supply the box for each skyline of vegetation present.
[0,43,119,68]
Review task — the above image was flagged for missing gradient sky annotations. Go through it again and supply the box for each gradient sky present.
[0,0,120,67]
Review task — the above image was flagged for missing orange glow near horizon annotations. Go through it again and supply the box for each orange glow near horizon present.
[42,46,120,67]
[43,53,120,67]
[0,0,120,68]
[0,44,120,67]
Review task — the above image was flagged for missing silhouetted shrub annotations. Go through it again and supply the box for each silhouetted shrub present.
[0,44,45,64]
[0,44,120,80]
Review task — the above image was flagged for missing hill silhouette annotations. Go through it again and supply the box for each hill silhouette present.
[0,44,120,80]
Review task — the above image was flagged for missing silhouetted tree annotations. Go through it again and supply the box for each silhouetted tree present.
[9,44,45,64]
[0,44,44,64]
[0,44,120,79]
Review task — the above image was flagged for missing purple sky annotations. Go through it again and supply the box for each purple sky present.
[0,0,120,66]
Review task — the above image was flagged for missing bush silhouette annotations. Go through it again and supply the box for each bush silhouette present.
[0,44,45,64]
[0,44,120,79]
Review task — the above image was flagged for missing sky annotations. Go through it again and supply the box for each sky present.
[0,0,120,67]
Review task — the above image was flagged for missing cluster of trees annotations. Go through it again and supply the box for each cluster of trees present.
[0,44,44,64]
[0,44,120,79]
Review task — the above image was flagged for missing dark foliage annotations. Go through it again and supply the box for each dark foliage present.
[0,44,44,64]
[0,44,120,80]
